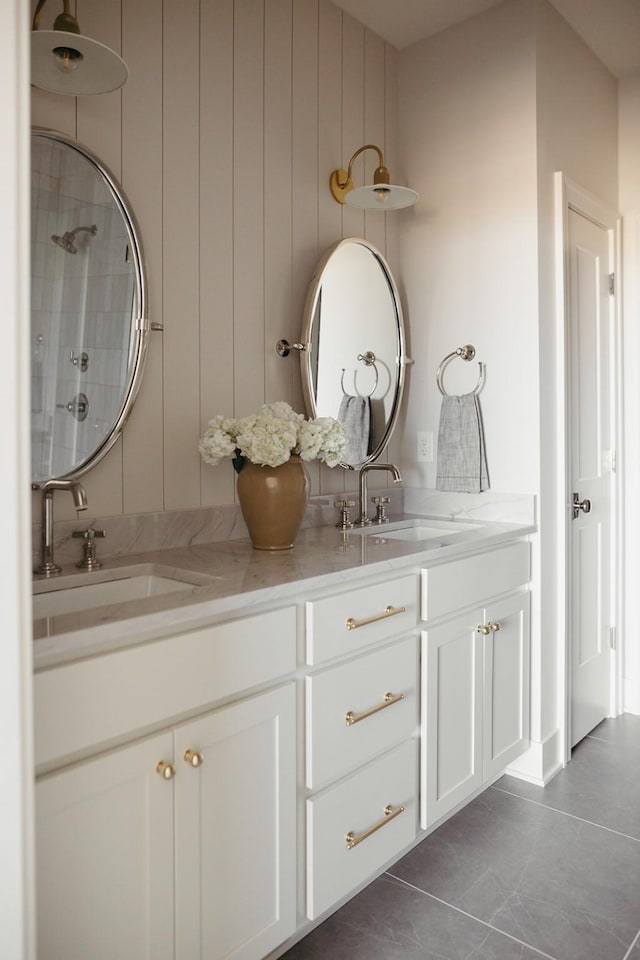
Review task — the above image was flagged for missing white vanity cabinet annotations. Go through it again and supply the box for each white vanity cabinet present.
[421,542,530,828]
[303,574,420,920]
[34,608,297,960]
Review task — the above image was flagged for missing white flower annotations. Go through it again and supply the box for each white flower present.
[260,401,304,424]
[236,413,298,468]
[315,418,348,467]
[198,402,347,469]
[198,415,238,465]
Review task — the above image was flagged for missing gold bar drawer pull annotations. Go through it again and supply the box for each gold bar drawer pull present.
[345,691,405,726]
[346,803,405,850]
[346,604,406,631]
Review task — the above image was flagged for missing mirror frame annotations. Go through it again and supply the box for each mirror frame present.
[299,237,407,469]
[31,127,149,484]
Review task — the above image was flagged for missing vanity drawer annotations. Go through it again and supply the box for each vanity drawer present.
[305,636,418,789]
[421,541,530,622]
[34,606,296,771]
[306,739,417,920]
[305,574,418,665]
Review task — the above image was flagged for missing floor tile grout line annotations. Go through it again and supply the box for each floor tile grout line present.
[622,927,640,960]
[586,733,640,750]
[491,784,640,844]
[385,872,562,960]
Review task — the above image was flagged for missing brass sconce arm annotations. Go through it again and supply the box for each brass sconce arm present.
[32,0,78,33]
[329,143,418,210]
[330,144,391,203]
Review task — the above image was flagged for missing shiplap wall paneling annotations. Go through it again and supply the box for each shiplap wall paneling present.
[264,0,294,410]
[121,0,164,515]
[163,0,201,510]
[75,0,125,520]
[318,2,343,255]
[317,1,347,497]
[233,0,266,418]
[363,31,387,256]
[76,0,122,176]
[292,0,321,494]
[340,14,365,245]
[384,46,403,471]
[200,0,236,508]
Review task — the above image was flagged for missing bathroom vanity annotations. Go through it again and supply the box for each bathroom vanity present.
[33,516,533,960]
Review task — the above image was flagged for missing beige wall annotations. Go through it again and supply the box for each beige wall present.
[619,75,640,712]
[31,0,400,522]
[397,0,619,773]
[397,0,539,494]
[534,0,618,744]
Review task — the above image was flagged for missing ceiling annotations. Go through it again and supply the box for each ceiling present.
[331,0,640,78]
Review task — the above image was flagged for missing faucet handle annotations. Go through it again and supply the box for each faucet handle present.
[73,528,105,570]
[334,500,355,530]
[371,496,391,524]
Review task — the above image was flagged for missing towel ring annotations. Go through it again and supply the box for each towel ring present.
[437,344,485,396]
[341,350,379,398]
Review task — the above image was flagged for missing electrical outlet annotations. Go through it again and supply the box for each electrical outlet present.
[417,431,433,462]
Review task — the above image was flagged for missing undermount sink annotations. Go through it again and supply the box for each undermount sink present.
[33,564,213,619]
[354,519,480,542]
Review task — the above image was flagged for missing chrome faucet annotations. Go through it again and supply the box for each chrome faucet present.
[33,479,88,577]
[357,462,402,526]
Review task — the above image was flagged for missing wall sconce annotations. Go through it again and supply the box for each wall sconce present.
[31,0,128,96]
[330,144,419,210]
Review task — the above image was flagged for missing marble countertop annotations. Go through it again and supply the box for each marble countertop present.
[32,515,535,670]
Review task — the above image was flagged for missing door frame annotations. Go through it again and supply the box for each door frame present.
[554,172,623,764]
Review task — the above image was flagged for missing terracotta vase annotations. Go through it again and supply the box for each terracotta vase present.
[236,455,310,550]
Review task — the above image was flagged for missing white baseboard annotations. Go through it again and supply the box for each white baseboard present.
[624,677,640,715]
[505,729,563,786]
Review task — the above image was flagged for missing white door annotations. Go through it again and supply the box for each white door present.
[174,683,297,960]
[421,613,483,828]
[36,732,175,960]
[482,592,530,780]
[568,207,613,747]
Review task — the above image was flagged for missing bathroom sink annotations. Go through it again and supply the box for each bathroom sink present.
[33,564,213,619]
[353,519,479,542]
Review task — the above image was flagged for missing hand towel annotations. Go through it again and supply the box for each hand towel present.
[338,394,371,465]
[436,392,489,493]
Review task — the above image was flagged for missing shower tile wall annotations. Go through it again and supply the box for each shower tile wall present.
[31,139,134,481]
[31,0,401,524]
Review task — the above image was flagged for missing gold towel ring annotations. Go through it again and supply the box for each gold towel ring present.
[437,344,485,396]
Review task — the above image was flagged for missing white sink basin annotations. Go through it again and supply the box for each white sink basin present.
[357,519,479,542]
[33,565,212,619]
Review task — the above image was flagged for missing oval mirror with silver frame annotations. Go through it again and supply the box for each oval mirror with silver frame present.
[299,237,407,469]
[31,128,150,486]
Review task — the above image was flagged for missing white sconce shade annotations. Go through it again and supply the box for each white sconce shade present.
[31,0,128,96]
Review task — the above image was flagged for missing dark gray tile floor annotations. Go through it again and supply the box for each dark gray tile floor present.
[283,714,640,960]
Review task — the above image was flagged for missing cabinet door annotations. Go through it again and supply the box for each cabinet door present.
[36,732,174,960]
[421,614,483,829]
[174,683,296,960]
[483,592,530,780]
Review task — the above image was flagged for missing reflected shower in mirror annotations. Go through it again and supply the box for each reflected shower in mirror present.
[31,129,148,485]
[299,238,407,469]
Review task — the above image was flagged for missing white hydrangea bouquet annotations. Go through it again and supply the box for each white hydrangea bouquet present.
[199,401,347,472]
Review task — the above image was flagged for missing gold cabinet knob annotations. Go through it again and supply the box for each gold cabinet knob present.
[156,760,176,780]
[488,621,501,632]
[184,749,204,768]
[476,624,491,635]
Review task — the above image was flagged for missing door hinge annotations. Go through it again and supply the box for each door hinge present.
[608,273,615,295]
[608,626,616,651]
